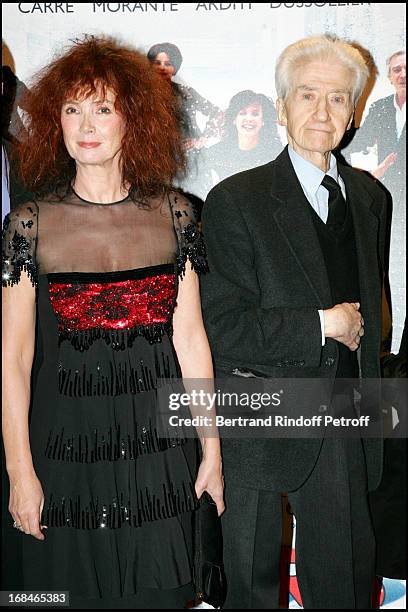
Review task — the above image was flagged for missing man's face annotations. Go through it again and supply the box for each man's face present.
[389,54,406,97]
[276,60,354,160]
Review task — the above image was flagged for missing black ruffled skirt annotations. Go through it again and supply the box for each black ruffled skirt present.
[21,281,199,603]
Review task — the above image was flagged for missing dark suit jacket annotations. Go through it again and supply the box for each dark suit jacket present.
[349,94,405,192]
[201,146,387,492]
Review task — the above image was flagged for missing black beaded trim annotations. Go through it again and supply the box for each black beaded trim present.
[42,481,198,529]
[58,353,175,396]
[2,214,38,287]
[47,263,175,284]
[2,258,38,288]
[44,420,187,463]
[58,323,173,352]
[177,227,209,279]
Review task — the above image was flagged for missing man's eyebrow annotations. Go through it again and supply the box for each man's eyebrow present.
[296,85,318,91]
[296,85,351,94]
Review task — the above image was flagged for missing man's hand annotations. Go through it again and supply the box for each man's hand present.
[324,302,364,351]
[372,152,397,179]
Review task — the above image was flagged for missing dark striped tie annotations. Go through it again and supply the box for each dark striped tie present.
[321,175,346,230]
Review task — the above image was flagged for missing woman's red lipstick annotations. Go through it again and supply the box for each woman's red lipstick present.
[78,142,101,148]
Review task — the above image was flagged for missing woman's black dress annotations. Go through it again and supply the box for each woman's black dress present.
[2,188,207,607]
[196,138,283,200]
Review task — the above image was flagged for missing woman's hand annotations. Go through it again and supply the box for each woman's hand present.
[9,471,47,540]
[195,454,225,517]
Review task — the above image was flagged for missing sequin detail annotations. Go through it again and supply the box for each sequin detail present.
[44,420,186,463]
[169,193,209,279]
[57,324,173,352]
[43,482,198,529]
[58,353,174,396]
[49,272,176,350]
[176,222,209,278]
[2,211,38,288]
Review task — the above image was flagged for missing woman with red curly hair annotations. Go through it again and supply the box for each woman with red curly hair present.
[2,35,224,608]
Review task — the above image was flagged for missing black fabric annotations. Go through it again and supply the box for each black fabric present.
[2,189,206,601]
[221,439,375,610]
[201,137,283,196]
[2,189,207,279]
[68,581,195,608]
[3,138,35,211]
[321,174,347,230]
[368,319,407,579]
[288,437,376,609]
[1,446,23,590]
[201,146,387,493]
[201,146,387,608]
[221,486,282,609]
[310,196,360,379]
[172,82,221,141]
[369,438,407,579]
[193,491,226,608]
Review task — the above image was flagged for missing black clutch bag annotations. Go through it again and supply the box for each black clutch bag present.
[193,491,227,609]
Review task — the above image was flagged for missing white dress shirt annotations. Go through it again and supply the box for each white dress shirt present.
[393,95,406,140]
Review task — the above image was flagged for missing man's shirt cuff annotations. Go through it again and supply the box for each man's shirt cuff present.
[318,309,326,346]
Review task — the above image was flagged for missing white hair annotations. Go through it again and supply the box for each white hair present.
[275,34,370,106]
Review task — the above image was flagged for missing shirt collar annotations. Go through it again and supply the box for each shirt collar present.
[288,145,339,195]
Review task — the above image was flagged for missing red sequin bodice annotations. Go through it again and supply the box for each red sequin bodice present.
[47,264,177,349]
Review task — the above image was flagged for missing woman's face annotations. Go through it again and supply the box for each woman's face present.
[60,87,125,168]
[152,52,176,81]
[234,102,264,137]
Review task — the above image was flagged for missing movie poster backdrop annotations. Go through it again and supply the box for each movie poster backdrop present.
[2,3,406,607]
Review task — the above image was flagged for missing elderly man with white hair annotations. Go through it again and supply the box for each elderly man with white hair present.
[201,35,387,609]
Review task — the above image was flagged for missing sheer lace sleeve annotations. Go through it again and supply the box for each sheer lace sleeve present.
[2,202,39,287]
[168,191,209,279]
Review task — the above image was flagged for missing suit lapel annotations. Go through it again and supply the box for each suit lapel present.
[270,148,332,307]
[339,166,380,323]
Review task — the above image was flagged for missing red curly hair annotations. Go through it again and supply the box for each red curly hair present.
[16,35,185,198]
